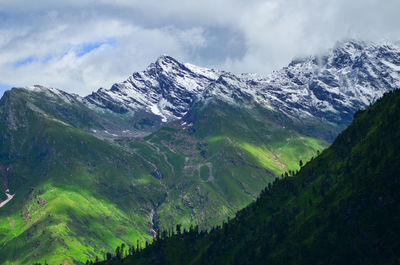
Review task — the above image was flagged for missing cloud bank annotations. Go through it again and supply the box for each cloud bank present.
[0,0,399,95]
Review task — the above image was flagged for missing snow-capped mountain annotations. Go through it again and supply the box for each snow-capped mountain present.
[200,40,400,126]
[85,55,222,123]
[84,40,400,131]
[10,40,399,139]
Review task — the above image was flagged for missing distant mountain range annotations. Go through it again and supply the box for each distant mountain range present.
[84,40,400,139]
[19,40,400,141]
[0,40,399,265]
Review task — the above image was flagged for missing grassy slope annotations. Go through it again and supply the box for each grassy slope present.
[104,89,400,265]
[0,89,327,264]
[127,100,327,231]
[0,90,163,264]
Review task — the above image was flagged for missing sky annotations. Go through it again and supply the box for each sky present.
[0,0,399,96]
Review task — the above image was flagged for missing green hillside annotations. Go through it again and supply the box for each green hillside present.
[125,99,327,230]
[0,89,163,264]
[99,89,400,265]
[0,88,327,264]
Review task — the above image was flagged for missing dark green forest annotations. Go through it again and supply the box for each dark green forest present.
[88,89,400,265]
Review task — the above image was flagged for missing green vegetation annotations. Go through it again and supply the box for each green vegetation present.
[0,88,327,264]
[0,89,161,264]
[126,99,327,231]
[95,90,400,265]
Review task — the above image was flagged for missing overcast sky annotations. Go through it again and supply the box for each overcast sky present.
[0,0,399,96]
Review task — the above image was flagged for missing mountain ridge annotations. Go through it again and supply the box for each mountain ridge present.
[12,39,399,141]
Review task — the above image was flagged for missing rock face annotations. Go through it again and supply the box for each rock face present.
[84,56,222,123]
[83,40,400,133]
[252,40,400,125]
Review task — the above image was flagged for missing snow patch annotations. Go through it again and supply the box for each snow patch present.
[0,190,15,208]
[381,60,400,71]
[184,63,221,80]
[104,130,119,137]
[150,104,167,122]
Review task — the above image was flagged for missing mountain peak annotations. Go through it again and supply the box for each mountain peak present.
[333,39,366,50]
[156,54,176,63]
[147,54,183,72]
[85,54,221,124]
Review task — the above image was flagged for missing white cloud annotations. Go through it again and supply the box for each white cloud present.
[0,0,399,95]
[0,14,207,95]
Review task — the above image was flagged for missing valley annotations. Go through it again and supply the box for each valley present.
[97,88,400,265]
